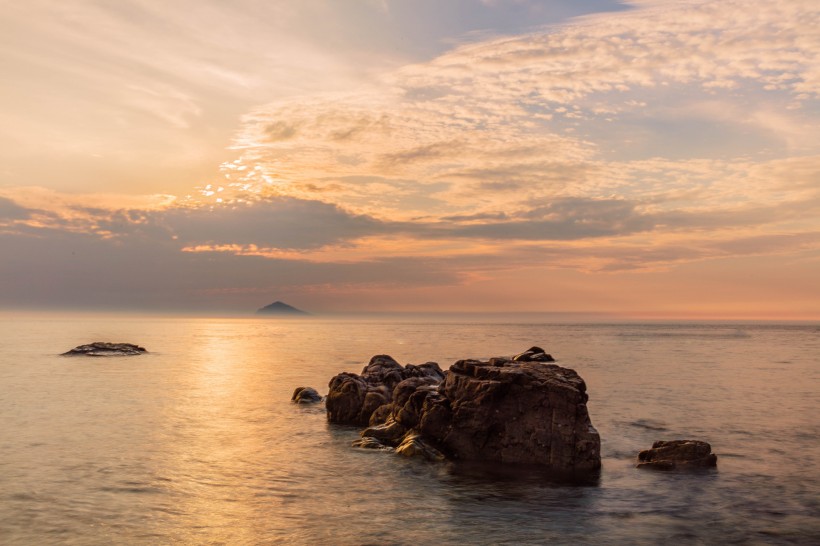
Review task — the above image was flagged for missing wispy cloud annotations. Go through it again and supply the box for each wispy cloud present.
[208,0,820,313]
[2,0,819,314]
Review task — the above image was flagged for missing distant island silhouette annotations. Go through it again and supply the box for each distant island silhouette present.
[256,301,309,316]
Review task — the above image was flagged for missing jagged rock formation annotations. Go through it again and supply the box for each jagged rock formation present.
[637,440,717,470]
[324,348,601,472]
[61,342,147,356]
[326,355,445,426]
[417,357,600,470]
[256,301,308,316]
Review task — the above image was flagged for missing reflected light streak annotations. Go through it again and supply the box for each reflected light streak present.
[160,319,283,542]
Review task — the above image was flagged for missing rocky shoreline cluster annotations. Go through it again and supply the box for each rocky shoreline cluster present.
[294,346,718,474]
[296,347,602,473]
[60,341,718,472]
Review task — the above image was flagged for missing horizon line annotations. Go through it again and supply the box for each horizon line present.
[1,307,818,324]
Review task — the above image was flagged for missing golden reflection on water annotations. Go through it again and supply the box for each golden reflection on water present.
[2,316,819,543]
[160,320,288,544]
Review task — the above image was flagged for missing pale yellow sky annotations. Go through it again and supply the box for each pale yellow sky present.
[1,0,819,317]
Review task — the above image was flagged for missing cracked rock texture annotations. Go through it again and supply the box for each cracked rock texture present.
[326,348,601,473]
[418,358,600,471]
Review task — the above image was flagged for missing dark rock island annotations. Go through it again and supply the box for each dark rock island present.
[256,301,309,316]
[62,342,147,356]
[319,347,601,475]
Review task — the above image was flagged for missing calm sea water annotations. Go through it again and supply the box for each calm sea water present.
[1,314,818,544]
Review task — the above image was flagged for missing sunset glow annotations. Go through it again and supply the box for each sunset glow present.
[1,0,818,317]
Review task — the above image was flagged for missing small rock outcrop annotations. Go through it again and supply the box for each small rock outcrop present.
[62,342,147,356]
[512,346,555,362]
[291,387,323,404]
[637,440,717,470]
[324,348,600,474]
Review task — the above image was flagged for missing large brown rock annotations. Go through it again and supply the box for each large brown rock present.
[328,349,600,474]
[417,358,601,472]
[637,440,717,470]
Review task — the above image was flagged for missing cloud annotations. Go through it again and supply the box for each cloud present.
[265,121,302,141]
[161,197,386,249]
[2,183,819,313]
[2,0,819,314]
[222,0,819,225]
[3,195,393,252]
[436,197,656,240]
[0,197,31,221]
[0,224,468,311]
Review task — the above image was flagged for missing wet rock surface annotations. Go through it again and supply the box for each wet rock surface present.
[62,342,147,356]
[325,348,601,474]
[395,433,445,461]
[512,346,555,362]
[351,437,394,451]
[637,440,718,470]
[326,355,444,426]
[291,387,323,404]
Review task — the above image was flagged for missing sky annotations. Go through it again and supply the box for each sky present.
[1,0,819,318]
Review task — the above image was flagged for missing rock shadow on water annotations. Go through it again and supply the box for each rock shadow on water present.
[628,418,670,432]
[443,459,601,488]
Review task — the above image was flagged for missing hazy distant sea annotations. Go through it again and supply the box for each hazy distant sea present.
[1,314,819,544]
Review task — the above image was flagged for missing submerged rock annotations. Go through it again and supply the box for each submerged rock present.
[325,348,601,473]
[62,342,146,357]
[351,436,394,451]
[637,440,717,470]
[395,433,445,461]
[291,387,323,404]
[361,418,408,444]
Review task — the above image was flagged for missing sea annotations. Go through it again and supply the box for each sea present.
[1,313,818,545]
